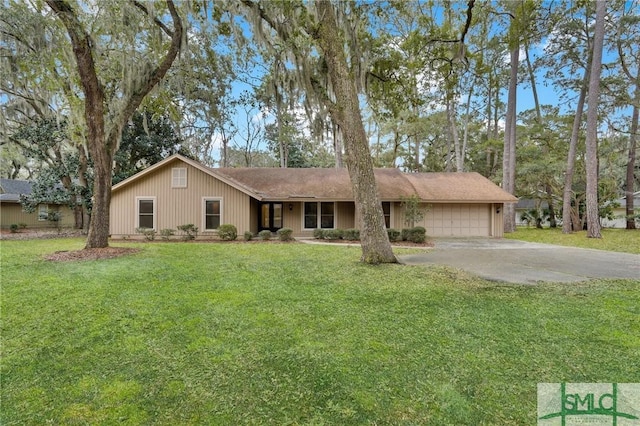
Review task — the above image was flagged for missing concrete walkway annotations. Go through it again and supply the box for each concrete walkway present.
[397,238,640,284]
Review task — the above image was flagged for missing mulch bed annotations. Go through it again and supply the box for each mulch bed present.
[45,247,141,262]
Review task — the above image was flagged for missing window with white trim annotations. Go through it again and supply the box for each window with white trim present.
[172,167,187,188]
[137,197,156,229]
[38,204,49,221]
[203,198,222,230]
[304,202,334,229]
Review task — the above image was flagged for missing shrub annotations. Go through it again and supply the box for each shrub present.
[218,224,238,241]
[387,228,401,242]
[324,229,344,240]
[313,228,325,239]
[177,224,198,240]
[244,231,253,241]
[18,223,27,229]
[277,228,294,241]
[258,230,272,240]
[9,224,19,233]
[160,228,175,241]
[343,228,360,241]
[135,227,157,241]
[407,226,426,243]
[401,228,411,241]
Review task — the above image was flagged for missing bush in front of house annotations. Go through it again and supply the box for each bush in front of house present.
[18,223,27,230]
[323,229,344,240]
[277,228,294,241]
[387,228,401,242]
[406,226,426,243]
[136,227,157,241]
[160,228,175,241]
[258,230,272,240]
[244,231,253,241]
[313,228,325,239]
[218,224,238,241]
[343,228,360,241]
[177,224,198,240]
[9,224,19,233]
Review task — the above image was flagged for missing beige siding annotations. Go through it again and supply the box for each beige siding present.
[110,161,251,238]
[420,203,491,237]
[491,203,504,237]
[0,203,75,229]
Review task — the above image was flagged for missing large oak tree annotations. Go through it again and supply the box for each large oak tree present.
[45,0,183,248]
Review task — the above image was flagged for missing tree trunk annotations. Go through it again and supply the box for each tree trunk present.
[626,89,638,230]
[502,46,518,233]
[562,67,589,233]
[584,0,606,239]
[315,0,395,264]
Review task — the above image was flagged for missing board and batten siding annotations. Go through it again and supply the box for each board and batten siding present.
[110,161,251,237]
[0,203,75,229]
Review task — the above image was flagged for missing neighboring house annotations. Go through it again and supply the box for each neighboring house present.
[110,154,518,239]
[0,179,75,229]
[601,191,640,228]
[515,198,550,226]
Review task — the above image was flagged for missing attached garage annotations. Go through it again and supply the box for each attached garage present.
[425,204,491,237]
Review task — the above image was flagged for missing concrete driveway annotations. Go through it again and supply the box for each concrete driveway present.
[398,238,640,284]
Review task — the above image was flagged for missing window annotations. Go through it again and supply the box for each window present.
[203,198,222,230]
[137,198,156,229]
[38,204,49,221]
[304,202,334,229]
[172,167,187,188]
[382,202,391,228]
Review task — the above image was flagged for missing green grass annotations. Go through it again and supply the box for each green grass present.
[2,239,638,425]
[505,227,640,254]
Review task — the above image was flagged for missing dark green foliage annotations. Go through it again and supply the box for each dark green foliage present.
[258,230,272,240]
[18,223,27,229]
[313,229,325,239]
[13,119,92,218]
[9,224,19,233]
[323,229,344,240]
[218,224,238,241]
[244,231,253,241]
[276,228,294,241]
[113,111,187,184]
[177,224,198,240]
[343,228,360,241]
[401,228,411,241]
[406,226,426,243]
[387,228,401,242]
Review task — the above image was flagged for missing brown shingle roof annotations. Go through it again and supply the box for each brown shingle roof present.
[111,155,517,203]
[213,167,517,203]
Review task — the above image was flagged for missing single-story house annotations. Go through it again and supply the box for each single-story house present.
[110,154,518,239]
[0,178,75,229]
[601,191,640,228]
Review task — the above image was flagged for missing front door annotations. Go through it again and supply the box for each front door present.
[259,202,283,232]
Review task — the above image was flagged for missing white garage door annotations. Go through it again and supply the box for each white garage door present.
[425,204,491,237]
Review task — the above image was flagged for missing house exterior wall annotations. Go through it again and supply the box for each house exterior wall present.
[0,203,75,229]
[110,161,251,238]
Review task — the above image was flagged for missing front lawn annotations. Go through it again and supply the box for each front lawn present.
[506,227,640,254]
[2,239,638,424]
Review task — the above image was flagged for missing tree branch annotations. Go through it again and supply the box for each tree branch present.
[130,0,174,38]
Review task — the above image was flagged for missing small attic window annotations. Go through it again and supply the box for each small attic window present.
[172,168,187,188]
